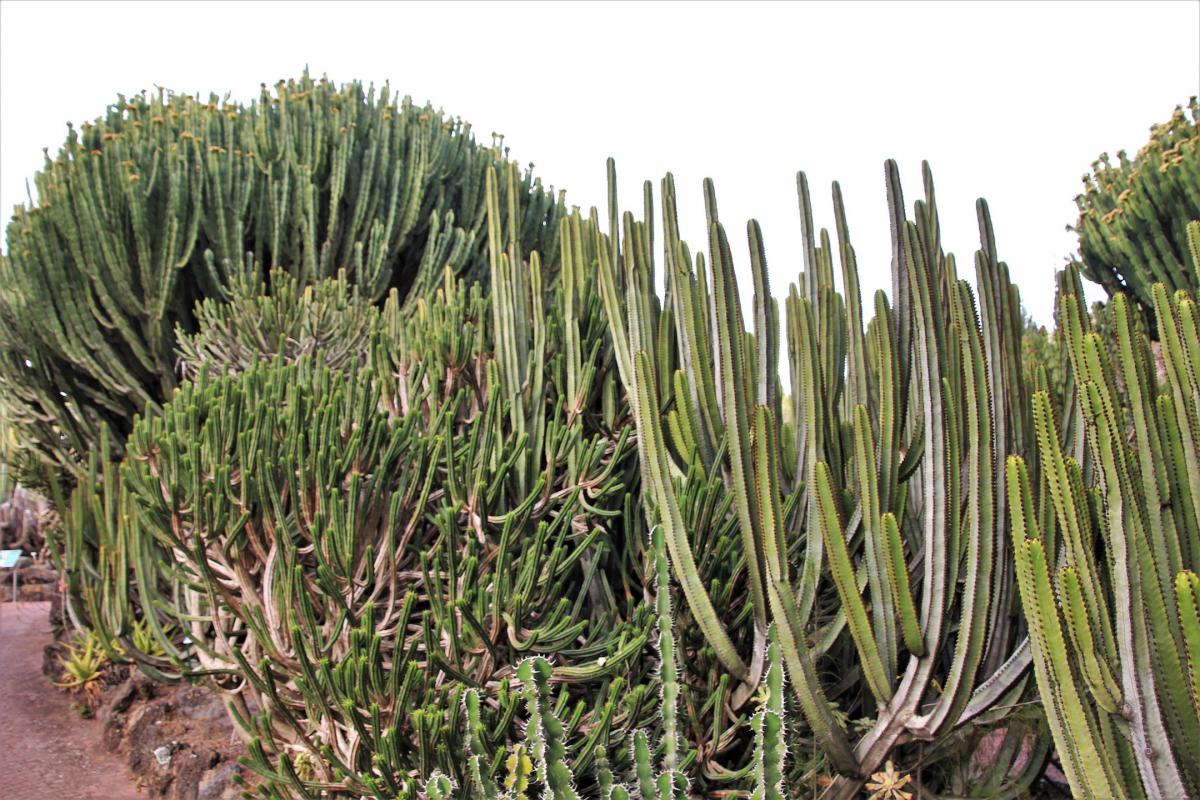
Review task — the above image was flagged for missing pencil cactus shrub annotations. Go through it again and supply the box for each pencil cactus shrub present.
[0,72,565,480]
[105,164,652,798]
[458,528,791,800]
[1072,98,1200,317]
[51,268,387,678]
[598,158,1047,796]
[1007,250,1200,798]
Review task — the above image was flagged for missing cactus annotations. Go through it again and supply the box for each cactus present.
[40,145,1070,796]
[1073,98,1200,318]
[176,268,380,380]
[0,73,565,480]
[78,162,646,798]
[1008,255,1200,797]
[599,159,1043,795]
[461,528,790,800]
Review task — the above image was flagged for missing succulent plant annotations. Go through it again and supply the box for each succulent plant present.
[598,158,1046,796]
[1008,226,1200,798]
[1073,98,1200,322]
[0,72,565,479]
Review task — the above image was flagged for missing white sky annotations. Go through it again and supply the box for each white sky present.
[2,0,1198,328]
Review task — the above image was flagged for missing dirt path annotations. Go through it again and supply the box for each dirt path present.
[0,602,141,799]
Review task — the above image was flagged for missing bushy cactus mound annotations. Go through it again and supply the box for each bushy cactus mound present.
[0,73,565,480]
[1073,98,1200,316]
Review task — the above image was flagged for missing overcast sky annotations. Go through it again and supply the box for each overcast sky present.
[2,0,1198,327]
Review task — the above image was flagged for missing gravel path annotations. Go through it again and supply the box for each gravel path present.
[0,602,140,799]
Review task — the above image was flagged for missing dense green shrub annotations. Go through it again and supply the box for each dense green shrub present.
[26,72,1162,798]
[175,268,379,380]
[1073,98,1200,318]
[0,73,565,480]
[61,165,654,797]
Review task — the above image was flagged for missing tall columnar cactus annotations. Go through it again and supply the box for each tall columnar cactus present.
[1008,252,1200,798]
[599,159,1045,795]
[1073,98,1200,315]
[0,73,565,479]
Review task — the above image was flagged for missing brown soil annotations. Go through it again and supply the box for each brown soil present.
[0,601,141,799]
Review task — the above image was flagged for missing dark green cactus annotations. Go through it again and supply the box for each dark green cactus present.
[1073,98,1200,317]
[0,73,565,480]
[1008,247,1200,797]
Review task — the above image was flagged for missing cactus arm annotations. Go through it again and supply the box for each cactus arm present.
[1008,457,1123,799]
[881,512,924,658]
[917,284,995,733]
[1178,570,1200,717]
[1059,567,1124,713]
[709,219,769,628]
[516,657,580,800]
[814,460,893,704]
[749,633,787,800]
[630,351,747,679]
[753,407,857,772]
[1078,366,1190,796]
[651,526,682,770]
[852,404,899,675]
[423,772,454,800]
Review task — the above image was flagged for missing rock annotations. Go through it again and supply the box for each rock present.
[197,763,239,800]
[19,565,59,584]
[174,685,227,722]
[42,640,67,679]
[18,582,57,602]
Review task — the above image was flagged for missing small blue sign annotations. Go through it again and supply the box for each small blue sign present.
[0,549,21,569]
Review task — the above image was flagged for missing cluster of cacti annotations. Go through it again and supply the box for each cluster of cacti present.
[441,528,790,800]
[45,151,1054,797]
[54,164,665,798]
[0,72,564,479]
[45,152,1056,797]
[175,268,380,379]
[598,158,1048,796]
[1008,223,1200,798]
[1073,98,1200,316]
[18,74,1200,800]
